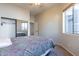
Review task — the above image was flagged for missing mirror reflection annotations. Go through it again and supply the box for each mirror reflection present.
[16,20,28,37]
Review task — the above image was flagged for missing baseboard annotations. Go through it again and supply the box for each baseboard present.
[56,43,76,56]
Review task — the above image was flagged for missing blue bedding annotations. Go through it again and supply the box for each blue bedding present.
[0,36,56,56]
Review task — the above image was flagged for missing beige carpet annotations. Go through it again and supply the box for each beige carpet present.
[54,45,73,56]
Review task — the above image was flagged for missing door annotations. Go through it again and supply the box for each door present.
[0,19,15,38]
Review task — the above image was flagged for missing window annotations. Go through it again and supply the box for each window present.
[21,23,28,30]
[63,4,79,34]
[74,4,79,34]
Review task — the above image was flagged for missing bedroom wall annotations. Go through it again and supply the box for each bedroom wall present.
[30,16,36,35]
[35,3,79,55]
[59,4,79,56]
[60,34,79,56]
[0,4,30,21]
[30,15,39,36]
[0,4,30,38]
[34,19,39,36]
[35,5,63,44]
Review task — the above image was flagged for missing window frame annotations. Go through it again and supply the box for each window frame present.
[62,3,77,34]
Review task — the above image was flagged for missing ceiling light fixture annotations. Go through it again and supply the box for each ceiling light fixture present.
[34,3,40,6]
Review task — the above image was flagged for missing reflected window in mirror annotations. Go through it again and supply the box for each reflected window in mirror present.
[21,23,28,31]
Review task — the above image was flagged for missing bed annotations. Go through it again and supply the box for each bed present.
[0,36,57,56]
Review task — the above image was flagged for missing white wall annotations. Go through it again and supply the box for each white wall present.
[0,4,30,38]
[30,16,35,23]
[0,4,30,21]
[35,5,62,44]
[60,34,79,56]
[30,16,39,36]
[34,20,39,36]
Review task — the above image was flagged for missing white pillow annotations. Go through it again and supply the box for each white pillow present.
[0,38,12,48]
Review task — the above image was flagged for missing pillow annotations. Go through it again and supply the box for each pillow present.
[0,38,12,48]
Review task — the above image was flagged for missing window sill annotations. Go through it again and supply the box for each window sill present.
[62,33,79,37]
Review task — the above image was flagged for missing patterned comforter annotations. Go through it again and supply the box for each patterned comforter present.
[0,36,56,56]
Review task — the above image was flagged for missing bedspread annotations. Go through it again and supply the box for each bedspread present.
[0,36,56,56]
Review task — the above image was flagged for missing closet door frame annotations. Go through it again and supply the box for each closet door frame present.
[1,17,17,37]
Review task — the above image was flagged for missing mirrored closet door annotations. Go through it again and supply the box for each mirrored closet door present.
[0,17,16,38]
[16,20,28,37]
